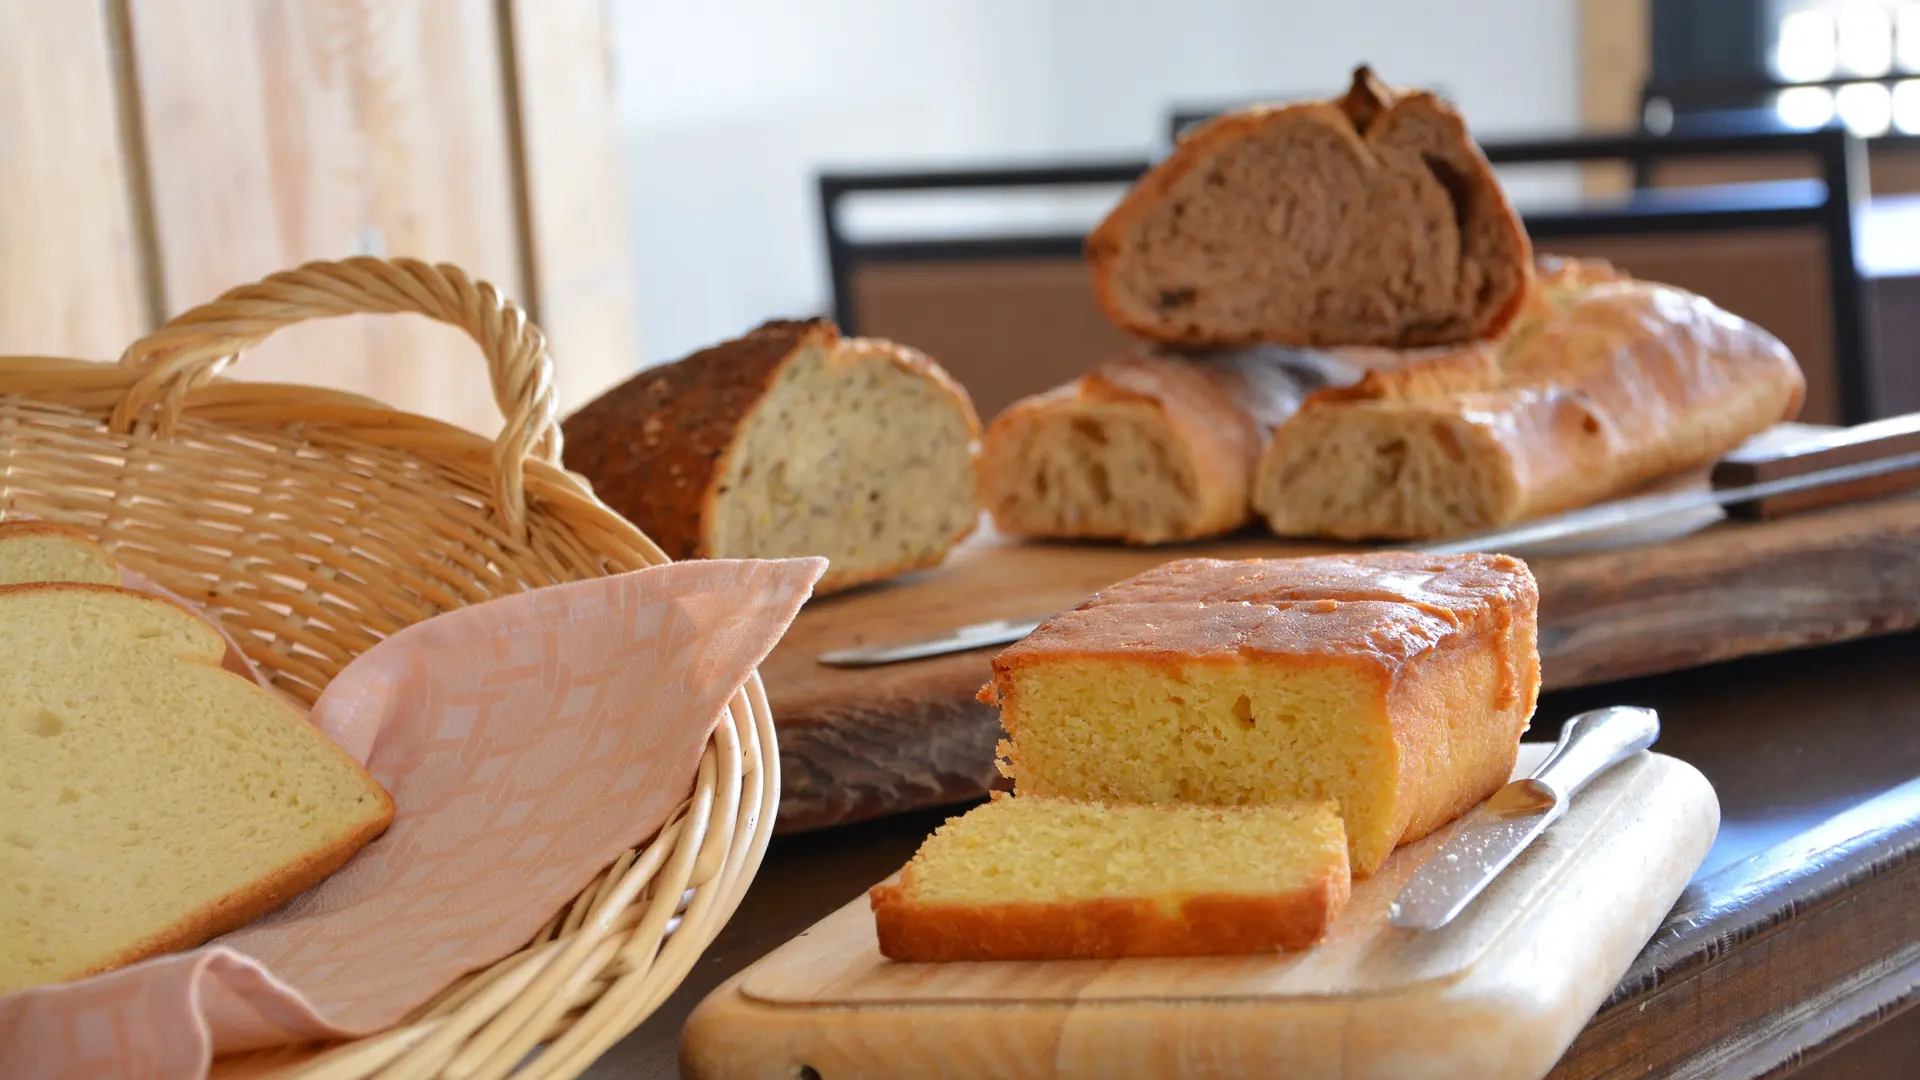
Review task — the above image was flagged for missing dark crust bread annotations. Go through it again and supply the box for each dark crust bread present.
[561,319,835,562]
[869,865,1351,962]
[1086,65,1533,349]
[0,582,395,986]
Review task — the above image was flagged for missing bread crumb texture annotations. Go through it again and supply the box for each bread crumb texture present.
[0,586,392,994]
[708,339,979,587]
[902,796,1346,906]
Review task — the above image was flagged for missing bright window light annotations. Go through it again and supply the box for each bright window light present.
[1891,78,1920,130]
[1836,80,1894,134]
[1837,4,1895,76]
[1777,8,1840,81]
[1897,5,1920,70]
[1775,85,1838,128]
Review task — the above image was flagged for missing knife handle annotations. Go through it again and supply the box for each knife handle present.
[1712,412,1920,520]
[1531,706,1661,801]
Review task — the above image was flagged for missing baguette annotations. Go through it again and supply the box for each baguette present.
[976,351,1322,543]
[1086,65,1532,348]
[1253,257,1808,539]
[561,319,983,594]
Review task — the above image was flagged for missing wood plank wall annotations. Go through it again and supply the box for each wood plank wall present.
[0,0,639,437]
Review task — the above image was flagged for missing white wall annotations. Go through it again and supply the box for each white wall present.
[607,0,1580,368]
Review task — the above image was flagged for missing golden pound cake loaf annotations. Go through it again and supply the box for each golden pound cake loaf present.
[870,794,1351,962]
[0,584,395,994]
[987,552,1540,876]
[1086,65,1532,349]
[0,521,119,585]
[562,319,983,595]
[1254,257,1807,540]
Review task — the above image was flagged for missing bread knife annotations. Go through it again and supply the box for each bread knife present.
[815,414,1920,668]
[1389,705,1660,932]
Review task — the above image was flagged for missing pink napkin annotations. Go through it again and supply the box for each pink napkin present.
[0,556,827,1080]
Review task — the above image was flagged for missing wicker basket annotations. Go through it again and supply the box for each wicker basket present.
[0,257,774,1079]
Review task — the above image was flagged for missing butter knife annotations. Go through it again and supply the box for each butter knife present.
[1388,705,1661,932]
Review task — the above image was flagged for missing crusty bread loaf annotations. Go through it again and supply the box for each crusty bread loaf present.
[977,344,1460,544]
[870,794,1350,961]
[562,319,982,595]
[1254,257,1808,539]
[0,584,394,994]
[986,552,1539,876]
[1086,65,1532,348]
[976,351,1321,543]
[0,522,118,585]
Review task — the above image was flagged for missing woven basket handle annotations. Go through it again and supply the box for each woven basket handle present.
[110,257,561,531]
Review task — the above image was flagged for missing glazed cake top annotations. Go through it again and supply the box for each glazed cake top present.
[993,552,1537,674]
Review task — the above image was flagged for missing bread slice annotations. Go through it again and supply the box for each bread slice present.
[1086,65,1532,348]
[562,319,983,595]
[1253,257,1808,539]
[869,794,1351,961]
[986,552,1539,876]
[0,522,119,585]
[0,584,394,994]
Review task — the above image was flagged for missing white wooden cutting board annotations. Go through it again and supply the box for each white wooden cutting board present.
[681,746,1720,1080]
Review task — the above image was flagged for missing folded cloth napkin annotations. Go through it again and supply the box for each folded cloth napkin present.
[0,556,827,1080]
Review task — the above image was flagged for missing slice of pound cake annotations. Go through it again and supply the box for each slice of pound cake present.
[870,795,1351,962]
[0,584,394,994]
[986,552,1540,876]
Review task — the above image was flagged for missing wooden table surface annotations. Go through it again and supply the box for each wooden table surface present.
[583,631,1920,1080]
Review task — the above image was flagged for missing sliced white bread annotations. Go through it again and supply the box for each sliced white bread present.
[0,583,394,994]
[0,521,119,586]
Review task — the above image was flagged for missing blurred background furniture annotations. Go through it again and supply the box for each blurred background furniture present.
[0,0,638,436]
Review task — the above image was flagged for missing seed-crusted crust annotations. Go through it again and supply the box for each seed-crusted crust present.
[1086,65,1533,349]
[562,319,837,564]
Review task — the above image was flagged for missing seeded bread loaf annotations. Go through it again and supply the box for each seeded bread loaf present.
[0,584,394,993]
[986,552,1540,876]
[1254,257,1808,539]
[1086,65,1532,349]
[561,320,983,595]
[870,794,1351,962]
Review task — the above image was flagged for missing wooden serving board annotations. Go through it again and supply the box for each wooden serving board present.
[682,746,1721,1080]
[765,442,1920,831]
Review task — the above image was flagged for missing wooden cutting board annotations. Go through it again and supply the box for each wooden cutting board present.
[682,745,1720,1080]
[763,434,1920,831]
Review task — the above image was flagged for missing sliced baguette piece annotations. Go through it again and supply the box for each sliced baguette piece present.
[976,352,1302,543]
[1253,257,1808,540]
[562,319,983,595]
[869,794,1351,962]
[977,344,1482,544]
[1087,65,1532,349]
[0,521,119,585]
[0,584,394,994]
